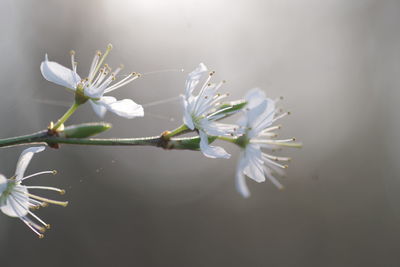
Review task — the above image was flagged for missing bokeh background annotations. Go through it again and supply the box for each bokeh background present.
[0,0,399,266]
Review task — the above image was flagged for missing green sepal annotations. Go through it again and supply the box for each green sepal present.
[208,100,247,121]
[169,136,217,150]
[62,122,112,138]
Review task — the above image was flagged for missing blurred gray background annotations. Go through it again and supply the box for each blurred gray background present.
[0,0,399,266]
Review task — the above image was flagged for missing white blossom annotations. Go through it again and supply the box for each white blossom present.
[0,147,67,237]
[235,89,302,197]
[40,44,144,119]
[182,63,237,159]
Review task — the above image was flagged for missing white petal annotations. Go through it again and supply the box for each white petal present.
[98,96,144,119]
[0,174,7,195]
[181,96,195,130]
[40,54,80,90]
[201,120,236,137]
[1,186,29,217]
[245,88,266,109]
[185,63,208,98]
[84,84,106,99]
[15,147,45,181]
[242,144,265,183]
[236,156,250,198]
[199,131,230,159]
[89,100,107,118]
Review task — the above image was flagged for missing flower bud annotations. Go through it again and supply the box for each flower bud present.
[62,122,112,138]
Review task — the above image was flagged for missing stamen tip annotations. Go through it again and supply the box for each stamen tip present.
[52,170,58,175]
[69,50,75,55]
[46,224,51,230]
[38,234,44,239]
[107,43,113,50]
[60,189,66,195]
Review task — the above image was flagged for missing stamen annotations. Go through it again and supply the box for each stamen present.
[92,44,113,81]
[25,193,68,207]
[272,111,290,123]
[19,170,57,182]
[263,166,284,190]
[25,186,66,195]
[88,51,101,81]
[15,190,68,207]
[104,72,140,93]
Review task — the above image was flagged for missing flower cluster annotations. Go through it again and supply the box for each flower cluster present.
[180,64,302,197]
[0,45,302,237]
[0,147,67,238]
[41,44,144,119]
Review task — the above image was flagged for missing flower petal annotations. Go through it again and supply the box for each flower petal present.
[1,186,29,217]
[245,88,266,109]
[97,96,144,119]
[185,63,208,99]
[201,120,236,137]
[40,54,80,90]
[89,100,107,118]
[236,156,250,198]
[181,96,195,130]
[199,131,231,159]
[0,174,7,195]
[15,147,45,181]
[242,144,265,183]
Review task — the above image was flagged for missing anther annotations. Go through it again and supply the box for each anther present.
[45,224,51,230]
[41,203,49,208]
[59,190,66,195]
[52,170,58,175]
[222,80,227,83]
[96,50,102,56]
[69,50,75,55]
[38,234,44,239]
[107,43,113,50]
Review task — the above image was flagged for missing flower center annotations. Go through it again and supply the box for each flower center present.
[0,180,16,206]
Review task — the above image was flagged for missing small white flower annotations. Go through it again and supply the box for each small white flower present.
[235,89,302,197]
[0,147,67,238]
[182,63,237,159]
[40,44,144,119]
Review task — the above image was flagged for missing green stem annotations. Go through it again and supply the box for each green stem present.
[0,130,201,150]
[0,131,48,148]
[53,102,80,130]
[163,124,189,139]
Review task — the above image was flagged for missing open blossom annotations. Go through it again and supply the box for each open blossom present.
[40,44,144,119]
[0,147,68,238]
[235,89,302,197]
[182,63,237,159]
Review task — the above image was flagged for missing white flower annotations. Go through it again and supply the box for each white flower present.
[40,44,144,119]
[235,89,302,197]
[182,63,237,159]
[0,147,67,238]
